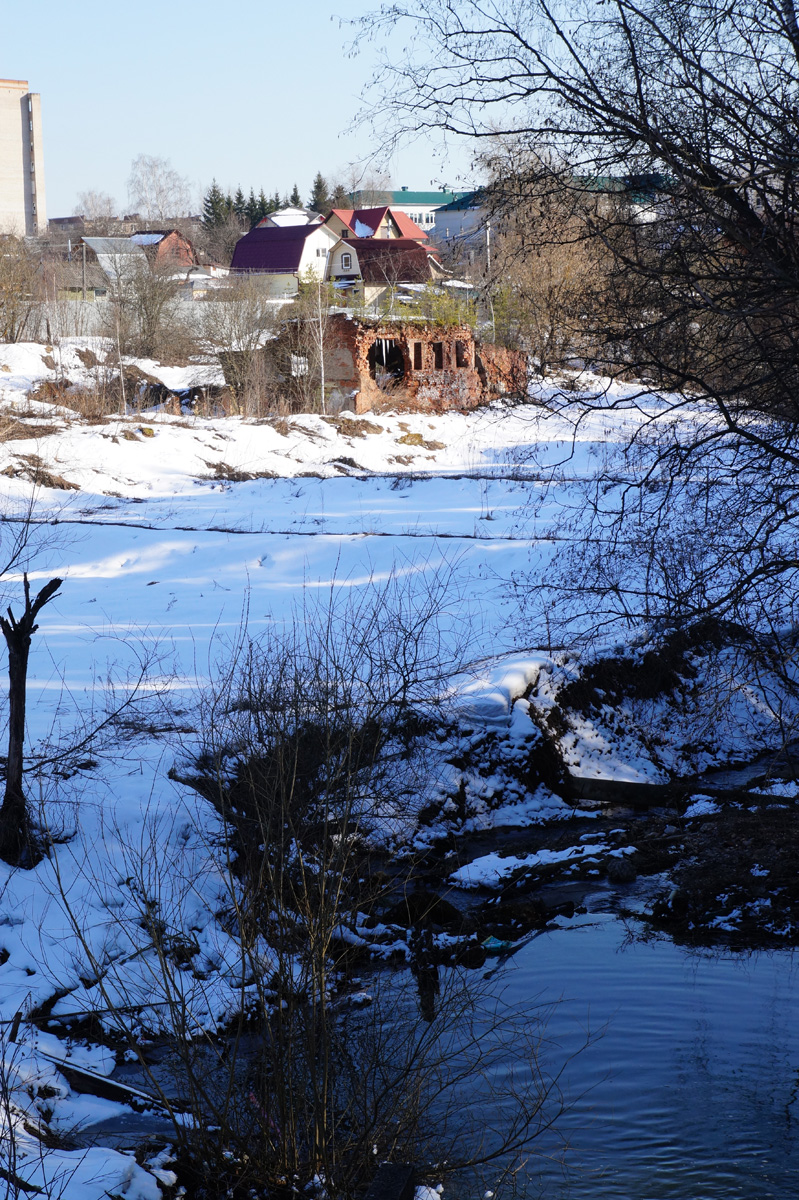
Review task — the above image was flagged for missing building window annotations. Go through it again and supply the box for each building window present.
[341,253,352,270]
[316,247,327,257]
[456,340,470,368]
[342,229,350,238]
[433,342,444,370]
[413,342,422,370]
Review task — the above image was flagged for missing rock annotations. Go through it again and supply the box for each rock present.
[606,855,638,883]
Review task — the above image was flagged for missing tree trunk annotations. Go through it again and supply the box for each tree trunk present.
[0,575,62,866]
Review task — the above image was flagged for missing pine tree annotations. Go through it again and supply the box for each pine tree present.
[272,191,282,212]
[330,181,350,209]
[233,187,247,218]
[245,188,260,229]
[257,189,270,223]
[202,179,228,227]
[308,172,331,214]
[289,183,302,207]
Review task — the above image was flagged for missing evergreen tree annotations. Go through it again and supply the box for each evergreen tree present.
[257,189,270,222]
[233,187,247,218]
[289,183,302,207]
[272,191,282,211]
[225,192,234,216]
[245,188,260,229]
[308,172,331,214]
[330,181,350,209]
[202,179,228,227]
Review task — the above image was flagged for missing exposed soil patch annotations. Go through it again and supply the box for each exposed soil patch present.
[322,416,382,438]
[647,797,799,946]
[3,454,79,491]
[397,432,445,451]
[206,461,278,483]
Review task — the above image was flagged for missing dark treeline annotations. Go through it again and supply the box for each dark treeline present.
[202,172,352,231]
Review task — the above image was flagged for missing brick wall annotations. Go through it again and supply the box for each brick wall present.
[325,314,526,413]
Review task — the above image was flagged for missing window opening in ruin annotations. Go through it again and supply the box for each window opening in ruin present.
[433,342,444,370]
[368,338,405,384]
[413,342,422,370]
[456,340,470,368]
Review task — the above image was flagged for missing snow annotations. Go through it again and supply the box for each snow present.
[684,795,721,818]
[0,337,794,1193]
[449,842,610,888]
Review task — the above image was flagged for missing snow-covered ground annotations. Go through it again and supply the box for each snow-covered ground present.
[0,339,794,1196]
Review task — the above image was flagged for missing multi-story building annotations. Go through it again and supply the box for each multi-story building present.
[0,78,46,236]
[353,188,468,231]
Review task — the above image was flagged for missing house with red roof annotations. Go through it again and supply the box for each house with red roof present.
[324,206,428,243]
[325,236,448,306]
[230,223,338,296]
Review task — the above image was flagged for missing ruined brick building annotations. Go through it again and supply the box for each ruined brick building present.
[323,314,528,413]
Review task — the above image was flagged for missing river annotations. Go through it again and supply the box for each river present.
[492,905,799,1198]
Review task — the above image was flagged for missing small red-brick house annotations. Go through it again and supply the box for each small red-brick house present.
[129,229,197,267]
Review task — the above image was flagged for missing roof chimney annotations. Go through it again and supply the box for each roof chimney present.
[401,185,408,191]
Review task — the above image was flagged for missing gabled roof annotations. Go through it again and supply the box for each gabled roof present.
[258,206,323,228]
[81,237,147,281]
[327,206,428,240]
[82,236,143,255]
[341,238,441,284]
[231,224,329,272]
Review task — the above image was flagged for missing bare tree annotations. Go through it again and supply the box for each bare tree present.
[45,577,580,1198]
[101,253,192,361]
[333,161,393,207]
[355,0,799,650]
[194,209,246,267]
[73,189,117,227]
[0,237,41,343]
[127,154,192,221]
[204,276,280,413]
[0,575,61,866]
[359,0,799,417]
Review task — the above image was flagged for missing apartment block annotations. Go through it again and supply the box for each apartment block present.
[0,79,46,236]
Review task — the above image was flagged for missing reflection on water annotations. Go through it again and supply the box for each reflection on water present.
[494,912,799,1198]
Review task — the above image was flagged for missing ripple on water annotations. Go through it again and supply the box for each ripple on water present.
[481,913,799,1199]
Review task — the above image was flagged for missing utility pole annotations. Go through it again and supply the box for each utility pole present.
[317,278,326,415]
[82,241,86,301]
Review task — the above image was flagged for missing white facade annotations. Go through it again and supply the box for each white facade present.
[432,199,486,247]
[296,224,338,277]
[386,190,468,231]
[0,79,45,236]
[248,225,338,298]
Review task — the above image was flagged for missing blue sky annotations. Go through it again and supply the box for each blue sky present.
[2,0,474,216]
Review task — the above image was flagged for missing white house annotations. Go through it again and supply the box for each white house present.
[230,223,338,296]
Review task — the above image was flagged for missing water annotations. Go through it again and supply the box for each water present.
[494,911,799,1198]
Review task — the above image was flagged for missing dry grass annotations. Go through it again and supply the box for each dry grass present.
[0,418,60,442]
[3,453,79,491]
